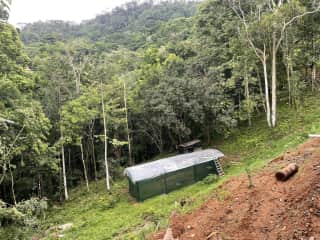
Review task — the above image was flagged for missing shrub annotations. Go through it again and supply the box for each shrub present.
[0,200,25,226]
[201,174,219,185]
[0,198,48,227]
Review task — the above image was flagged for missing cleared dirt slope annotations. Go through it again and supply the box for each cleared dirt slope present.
[152,138,320,240]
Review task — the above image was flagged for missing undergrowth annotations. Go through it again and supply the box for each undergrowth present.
[2,95,320,240]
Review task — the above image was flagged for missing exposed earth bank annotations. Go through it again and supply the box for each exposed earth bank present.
[151,138,320,240]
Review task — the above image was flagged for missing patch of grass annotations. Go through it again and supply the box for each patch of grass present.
[219,95,320,176]
[4,95,320,240]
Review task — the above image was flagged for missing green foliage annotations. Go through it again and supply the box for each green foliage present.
[16,198,48,220]
[201,174,219,185]
[0,200,25,226]
[61,86,100,144]
[18,95,320,240]
[0,198,47,227]
[1,1,320,238]
[0,24,55,204]
[20,1,198,50]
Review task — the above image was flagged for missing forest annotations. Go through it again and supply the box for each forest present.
[1,0,320,238]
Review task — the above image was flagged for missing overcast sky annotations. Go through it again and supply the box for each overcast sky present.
[9,0,133,25]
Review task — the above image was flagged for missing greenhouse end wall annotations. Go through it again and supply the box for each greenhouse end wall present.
[128,160,218,201]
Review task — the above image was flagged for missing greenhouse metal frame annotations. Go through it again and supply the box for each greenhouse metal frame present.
[124,149,224,201]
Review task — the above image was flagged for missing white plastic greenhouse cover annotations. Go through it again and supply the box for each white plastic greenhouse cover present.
[124,149,224,183]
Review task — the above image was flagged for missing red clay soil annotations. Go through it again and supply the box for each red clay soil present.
[151,138,320,240]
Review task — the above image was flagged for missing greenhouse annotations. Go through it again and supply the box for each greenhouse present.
[124,149,224,201]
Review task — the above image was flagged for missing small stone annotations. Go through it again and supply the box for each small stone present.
[57,223,73,231]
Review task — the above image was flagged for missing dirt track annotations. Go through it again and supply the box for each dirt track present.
[152,138,320,240]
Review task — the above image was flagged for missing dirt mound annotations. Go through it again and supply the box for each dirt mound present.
[151,138,320,240]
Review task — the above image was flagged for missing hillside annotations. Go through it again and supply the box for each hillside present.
[1,1,320,239]
[5,95,317,240]
[20,1,198,50]
[153,138,320,239]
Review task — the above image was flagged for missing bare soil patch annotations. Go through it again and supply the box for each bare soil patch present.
[151,138,320,240]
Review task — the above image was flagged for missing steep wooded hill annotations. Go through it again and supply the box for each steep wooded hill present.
[20,1,198,50]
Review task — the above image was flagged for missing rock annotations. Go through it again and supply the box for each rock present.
[57,223,73,232]
[163,228,174,240]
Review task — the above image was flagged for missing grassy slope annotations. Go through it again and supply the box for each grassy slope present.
[25,95,320,239]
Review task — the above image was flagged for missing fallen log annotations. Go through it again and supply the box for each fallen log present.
[309,134,320,138]
[275,163,299,181]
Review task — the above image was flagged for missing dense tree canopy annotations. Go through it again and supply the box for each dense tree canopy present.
[0,23,55,205]
[1,0,320,224]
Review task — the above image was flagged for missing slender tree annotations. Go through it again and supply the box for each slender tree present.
[59,87,69,201]
[100,80,110,192]
[123,79,133,166]
[79,137,89,192]
[229,0,320,127]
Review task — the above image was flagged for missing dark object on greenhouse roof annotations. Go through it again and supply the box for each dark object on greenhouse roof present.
[177,139,201,154]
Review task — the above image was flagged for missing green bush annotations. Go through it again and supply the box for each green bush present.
[201,174,219,185]
[0,198,48,227]
[0,200,25,226]
[16,198,48,218]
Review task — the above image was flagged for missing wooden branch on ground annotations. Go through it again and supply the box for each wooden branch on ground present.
[309,134,320,138]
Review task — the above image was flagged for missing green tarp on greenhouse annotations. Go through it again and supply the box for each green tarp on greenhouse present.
[124,149,224,201]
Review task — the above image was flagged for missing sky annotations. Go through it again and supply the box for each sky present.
[9,0,133,25]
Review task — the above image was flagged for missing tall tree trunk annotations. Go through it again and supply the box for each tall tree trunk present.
[206,124,211,145]
[271,33,277,128]
[38,174,42,199]
[286,63,292,107]
[59,87,68,201]
[257,68,267,113]
[244,61,252,126]
[80,138,89,192]
[100,80,110,192]
[60,129,68,201]
[262,57,271,127]
[90,135,97,181]
[88,121,97,181]
[312,63,317,92]
[58,155,63,201]
[123,81,133,166]
[284,30,292,107]
[9,165,16,205]
[68,148,71,173]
